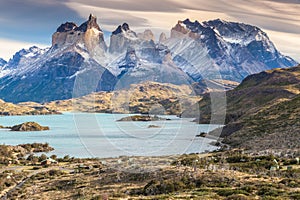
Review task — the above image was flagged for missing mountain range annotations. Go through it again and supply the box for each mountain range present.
[0,14,297,103]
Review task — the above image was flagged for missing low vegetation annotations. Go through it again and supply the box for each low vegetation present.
[0,144,299,199]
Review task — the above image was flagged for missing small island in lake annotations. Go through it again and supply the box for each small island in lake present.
[9,122,50,131]
[196,132,207,138]
[148,125,161,128]
[117,115,170,122]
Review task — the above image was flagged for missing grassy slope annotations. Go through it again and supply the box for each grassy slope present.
[199,65,300,153]
[44,81,201,115]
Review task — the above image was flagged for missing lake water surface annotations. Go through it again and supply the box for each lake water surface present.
[0,113,221,158]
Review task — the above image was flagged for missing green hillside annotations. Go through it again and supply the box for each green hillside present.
[195,65,300,155]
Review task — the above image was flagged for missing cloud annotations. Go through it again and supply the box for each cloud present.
[0,0,84,44]
[266,0,300,4]
[176,0,300,34]
[66,0,183,12]
[266,30,300,62]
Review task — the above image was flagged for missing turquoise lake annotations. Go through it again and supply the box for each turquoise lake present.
[0,113,221,158]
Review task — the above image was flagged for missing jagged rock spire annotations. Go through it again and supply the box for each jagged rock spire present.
[56,22,77,33]
[76,14,102,32]
[159,32,167,43]
[109,22,139,53]
[112,23,130,35]
[52,14,107,54]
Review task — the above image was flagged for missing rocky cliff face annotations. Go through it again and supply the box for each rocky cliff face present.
[108,36,192,88]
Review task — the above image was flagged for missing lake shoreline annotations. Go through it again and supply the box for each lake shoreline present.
[0,112,221,159]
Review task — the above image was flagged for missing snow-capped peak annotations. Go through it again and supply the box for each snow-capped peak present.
[203,19,271,46]
[164,18,297,82]
[4,46,49,70]
[112,23,138,39]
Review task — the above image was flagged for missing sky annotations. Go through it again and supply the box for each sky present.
[0,0,300,62]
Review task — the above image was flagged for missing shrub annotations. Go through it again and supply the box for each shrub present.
[39,154,47,162]
[226,155,250,163]
[225,194,250,200]
[32,166,41,170]
[257,186,283,197]
[216,189,249,197]
[279,178,300,188]
[289,192,300,200]
[143,179,186,195]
